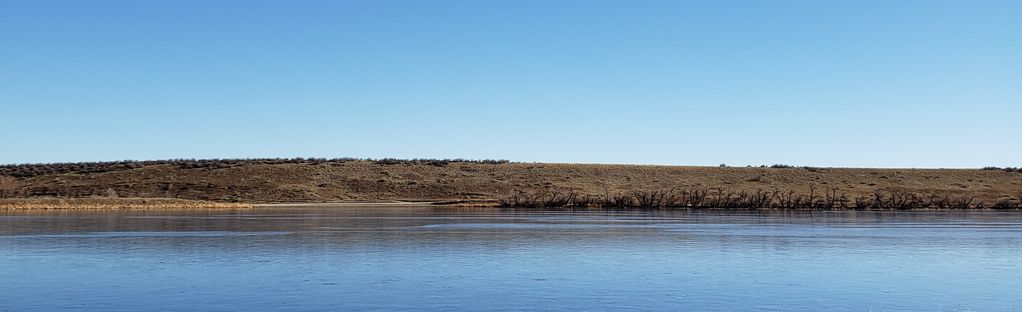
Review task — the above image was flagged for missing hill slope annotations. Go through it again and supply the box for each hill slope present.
[2,159,1021,207]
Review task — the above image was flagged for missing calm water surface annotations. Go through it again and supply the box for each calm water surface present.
[1,207,1020,311]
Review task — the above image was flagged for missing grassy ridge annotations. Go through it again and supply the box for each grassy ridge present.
[1,159,1021,208]
[0,158,509,178]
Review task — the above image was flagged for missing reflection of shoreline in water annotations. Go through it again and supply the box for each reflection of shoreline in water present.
[3,231,295,239]
[0,198,253,210]
[1,207,1020,311]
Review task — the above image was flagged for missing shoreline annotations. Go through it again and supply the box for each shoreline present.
[256,201,1020,211]
[0,198,253,210]
[254,201,441,207]
[3,198,1017,211]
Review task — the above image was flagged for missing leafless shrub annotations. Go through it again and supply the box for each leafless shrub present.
[824,188,849,209]
[499,187,988,210]
[991,194,1022,210]
[631,189,677,208]
[951,195,975,209]
[853,195,870,209]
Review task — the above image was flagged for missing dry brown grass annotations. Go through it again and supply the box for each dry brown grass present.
[0,176,19,198]
[0,198,253,210]
[2,160,1020,208]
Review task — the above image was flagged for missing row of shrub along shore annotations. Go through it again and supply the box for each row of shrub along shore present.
[498,189,1022,210]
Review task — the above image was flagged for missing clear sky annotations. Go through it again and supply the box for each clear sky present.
[2,0,1019,167]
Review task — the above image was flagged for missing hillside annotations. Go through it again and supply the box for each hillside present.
[1,159,1021,208]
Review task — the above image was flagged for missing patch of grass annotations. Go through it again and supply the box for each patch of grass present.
[0,176,19,198]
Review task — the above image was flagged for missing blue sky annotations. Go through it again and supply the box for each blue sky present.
[2,0,1019,167]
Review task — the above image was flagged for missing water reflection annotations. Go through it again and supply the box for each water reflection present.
[1,207,1020,311]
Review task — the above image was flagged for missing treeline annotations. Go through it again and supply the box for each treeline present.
[499,188,1022,210]
[0,158,511,178]
[982,167,1022,173]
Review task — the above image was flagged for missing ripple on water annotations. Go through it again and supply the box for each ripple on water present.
[417,223,663,230]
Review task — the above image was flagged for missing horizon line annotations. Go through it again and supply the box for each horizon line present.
[0,157,1016,170]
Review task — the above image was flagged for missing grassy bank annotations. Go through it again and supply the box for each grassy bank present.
[2,158,1021,209]
[0,198,253,210]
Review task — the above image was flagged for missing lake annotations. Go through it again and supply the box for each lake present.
[2,207,1020,311]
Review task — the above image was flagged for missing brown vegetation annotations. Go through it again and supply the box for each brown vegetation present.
[497,188,1005,210]
[0,158,509,178]
[1,159,1020,209]
[0,176,20,198]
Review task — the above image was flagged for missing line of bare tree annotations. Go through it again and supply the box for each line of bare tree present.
[499,187,1022,210]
